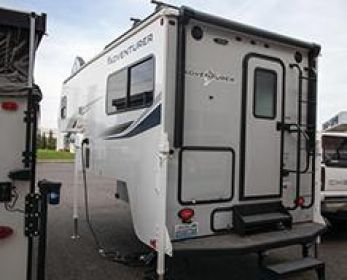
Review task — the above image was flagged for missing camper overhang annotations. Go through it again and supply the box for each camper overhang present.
[0,7,46,42]
[0,7,46,95]
[322,111,347,132]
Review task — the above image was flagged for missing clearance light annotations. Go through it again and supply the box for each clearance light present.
[295,196,305,207]
[1,101,18,111]
[0,226,13,239]
[178,208,195,223]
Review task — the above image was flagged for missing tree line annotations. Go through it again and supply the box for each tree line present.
[37,130,57,150]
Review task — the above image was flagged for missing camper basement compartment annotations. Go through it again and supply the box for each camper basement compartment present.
[58,2,326,279]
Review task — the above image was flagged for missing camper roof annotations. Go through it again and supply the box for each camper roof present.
[0,7,46,94]
[180,6,320,53]
[0,7,46,41]
[322,111,347,132]
[64,5,321,84]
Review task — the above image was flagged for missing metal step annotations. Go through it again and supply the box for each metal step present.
[233,202,292,236]
[262,257,325,279]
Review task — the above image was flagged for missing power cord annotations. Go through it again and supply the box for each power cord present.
[80,138,153,267]
[4,186,24,213]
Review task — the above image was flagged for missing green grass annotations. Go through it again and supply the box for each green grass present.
[37,149,74,161]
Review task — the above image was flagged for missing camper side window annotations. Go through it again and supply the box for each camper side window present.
[129,58,154,109]
[106,57,154,114]
[253,68,277,119]
[60,96,67,119]
[107,69,128,114]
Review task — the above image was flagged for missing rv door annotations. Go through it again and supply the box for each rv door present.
[240,55,284,200]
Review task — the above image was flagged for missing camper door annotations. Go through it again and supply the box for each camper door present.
[240,55,284,200]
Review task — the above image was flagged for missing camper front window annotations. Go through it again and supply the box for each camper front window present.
[323,136,347,167]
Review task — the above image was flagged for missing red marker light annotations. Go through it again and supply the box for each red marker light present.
[0,226,14,239]
[295,196,305,207]
[1,101,18,111]
[178,208,195,223]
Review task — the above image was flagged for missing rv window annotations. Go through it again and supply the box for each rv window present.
[253,68,277,119]
[60,96,67,119]
[106,57,154,114]
[107,69,127,114]
[129,57,154,108]
[322,136,347,167]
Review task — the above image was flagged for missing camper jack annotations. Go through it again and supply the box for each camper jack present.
[59,2,326,279]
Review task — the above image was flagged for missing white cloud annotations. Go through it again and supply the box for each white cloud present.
[10,0,346,128]
[35,18,123,128]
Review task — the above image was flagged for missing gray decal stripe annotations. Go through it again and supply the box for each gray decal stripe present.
[106,104,161,139]
[103,121,133,137]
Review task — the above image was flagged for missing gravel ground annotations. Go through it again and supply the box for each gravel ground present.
[37,163,347,280]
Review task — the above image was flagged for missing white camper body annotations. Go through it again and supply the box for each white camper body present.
[0,8,46,280]
[0,95,30,280]
[321,112,347,218]
[59,5,325,277]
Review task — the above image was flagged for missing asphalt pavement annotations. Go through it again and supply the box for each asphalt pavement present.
[37,163,347,280]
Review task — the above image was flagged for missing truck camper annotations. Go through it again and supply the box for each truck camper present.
[59,2,326,278]
[321,111,347,220]
[0,7,48,280]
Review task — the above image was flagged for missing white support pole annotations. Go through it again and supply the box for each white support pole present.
[71,134,81,239]
[156,132,169,278]
[28,13,36,89]
[156,19,173,278]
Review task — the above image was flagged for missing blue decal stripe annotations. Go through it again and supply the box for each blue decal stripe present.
[106,104,161,139]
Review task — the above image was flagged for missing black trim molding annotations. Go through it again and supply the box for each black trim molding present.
[210,206,233,233]
[239,53,286,201]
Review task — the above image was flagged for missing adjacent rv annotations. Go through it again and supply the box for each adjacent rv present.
[321,112,347,219]
[0,7,47,280]
[59,3,326,278]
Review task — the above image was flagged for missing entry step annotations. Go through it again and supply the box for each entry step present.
[261,257,325,279]
[233,202,292,235]
[243,212,291,225]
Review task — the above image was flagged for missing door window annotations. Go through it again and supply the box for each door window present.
[253,68,277,119]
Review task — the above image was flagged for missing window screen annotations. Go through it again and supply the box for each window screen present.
[253,68,277,119]
[106,69,127,114]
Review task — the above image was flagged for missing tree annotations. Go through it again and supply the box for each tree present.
[37,132,42,149]
[42,132,47,149]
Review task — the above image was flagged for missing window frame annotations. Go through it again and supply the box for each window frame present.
[60,96,67,119]
[253,67,278,120]
[322,135,347,167]
[105,55,155,115]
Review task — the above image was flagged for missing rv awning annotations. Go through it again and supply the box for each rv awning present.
[0,7,46,94]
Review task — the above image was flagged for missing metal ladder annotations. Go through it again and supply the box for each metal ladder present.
[278,63,317,210]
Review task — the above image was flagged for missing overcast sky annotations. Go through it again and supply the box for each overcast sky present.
[1,0,346,129]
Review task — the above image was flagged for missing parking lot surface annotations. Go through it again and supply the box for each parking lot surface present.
[38,163,347,280]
